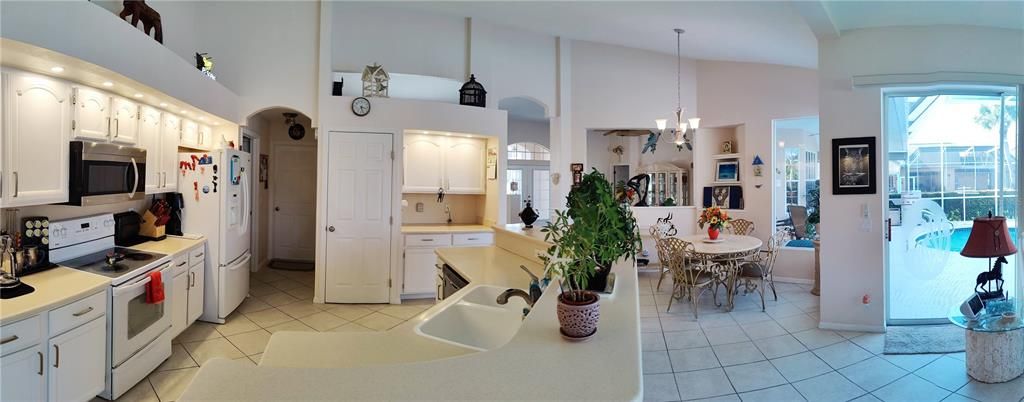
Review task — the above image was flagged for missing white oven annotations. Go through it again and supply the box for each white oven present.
[110,262,172,366]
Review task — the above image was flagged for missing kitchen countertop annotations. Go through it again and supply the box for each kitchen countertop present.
[180,230,642,401]
[400,224,493,234]
[131,235,206,256]
[0,267,109,325]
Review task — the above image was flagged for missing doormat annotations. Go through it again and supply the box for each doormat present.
[269,260,314,272]
[884,325,964,354]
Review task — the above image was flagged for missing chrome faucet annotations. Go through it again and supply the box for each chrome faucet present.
[444,204,453,224]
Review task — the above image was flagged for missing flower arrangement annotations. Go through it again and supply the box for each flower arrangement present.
[698,207,731,240]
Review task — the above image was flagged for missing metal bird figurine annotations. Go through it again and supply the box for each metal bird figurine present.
[642,132,660,154]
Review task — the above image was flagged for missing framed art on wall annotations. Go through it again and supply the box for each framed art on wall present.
[715,161,739,182]
[832,136,876,194]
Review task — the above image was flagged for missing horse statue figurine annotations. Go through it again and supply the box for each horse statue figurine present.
[975,256,1007,298]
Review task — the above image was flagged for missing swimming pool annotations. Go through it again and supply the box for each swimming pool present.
[925,227,1019,252]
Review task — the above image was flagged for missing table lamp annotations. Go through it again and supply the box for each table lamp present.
[960,213,1017,301]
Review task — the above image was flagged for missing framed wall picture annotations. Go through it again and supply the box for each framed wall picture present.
[715,161,739,182]
[832,136,876,194]
[571,163,584,186]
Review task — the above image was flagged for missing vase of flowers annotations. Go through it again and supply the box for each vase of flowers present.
[698,206,731,240]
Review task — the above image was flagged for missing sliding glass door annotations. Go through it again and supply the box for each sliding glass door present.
[885,88,1019,324]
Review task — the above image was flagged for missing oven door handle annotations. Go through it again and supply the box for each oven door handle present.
[112,263,170,297]
[128,157,139,199]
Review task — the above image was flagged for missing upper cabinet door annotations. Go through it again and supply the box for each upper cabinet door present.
[196,124,214,151]
[403,134,444,193]
[180,119,199,148]
[71,86,110,141]
[110,97,140,145]
[161,114,181,191]
[444,137,486,194]
[139,106,163,194]
[5,71,71,207]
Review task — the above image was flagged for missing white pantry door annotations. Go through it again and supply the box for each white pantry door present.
[325,132,393,303]
[273,143,317,262]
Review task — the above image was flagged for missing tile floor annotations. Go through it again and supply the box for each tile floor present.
[99,268,434,402]
[637,271,1024,402]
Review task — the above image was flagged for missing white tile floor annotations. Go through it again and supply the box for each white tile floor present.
[101,268,433,402]
[636,271,1024,402]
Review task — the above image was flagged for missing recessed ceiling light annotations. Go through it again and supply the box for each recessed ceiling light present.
[213,122,220,126]
[159,102,168,107]
[199,116,206,121]
[133,93,144,98]
[102,81,113,87]
[181,110,189,114]
[445,133,452,136]
[50,66,64,73]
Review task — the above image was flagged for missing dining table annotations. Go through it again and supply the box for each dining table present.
[677,233,763,311]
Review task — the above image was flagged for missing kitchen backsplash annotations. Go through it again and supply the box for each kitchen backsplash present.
[1,200,149,231]
[401,194,484,225]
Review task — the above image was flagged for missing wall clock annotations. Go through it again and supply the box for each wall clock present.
[352,97,371,117]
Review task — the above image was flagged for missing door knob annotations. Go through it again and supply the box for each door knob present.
[327,226,335,232]
[275,207,280,212]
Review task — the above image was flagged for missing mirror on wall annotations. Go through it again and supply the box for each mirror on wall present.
[586,129,693,207]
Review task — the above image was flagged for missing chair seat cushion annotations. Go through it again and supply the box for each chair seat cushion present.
[737,262,765,278]
[675,270,716,286]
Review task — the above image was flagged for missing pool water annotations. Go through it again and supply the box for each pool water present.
[931,227,1019,252]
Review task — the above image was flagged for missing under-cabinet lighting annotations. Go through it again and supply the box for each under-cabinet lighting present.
[134,93,144,98]
[199,117,206,121]
[102,81,114,87]
[50,66,64,73]
[181,110,189,114]
[159,102,168,107]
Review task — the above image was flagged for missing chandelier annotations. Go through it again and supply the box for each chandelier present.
[656,28,700,151]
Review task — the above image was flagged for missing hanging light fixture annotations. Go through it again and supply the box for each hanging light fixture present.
[658,28,700,151]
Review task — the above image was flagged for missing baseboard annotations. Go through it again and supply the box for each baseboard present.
[773,276,814,285]
[819,321,885,333]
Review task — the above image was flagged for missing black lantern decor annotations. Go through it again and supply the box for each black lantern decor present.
[459,74,487,107]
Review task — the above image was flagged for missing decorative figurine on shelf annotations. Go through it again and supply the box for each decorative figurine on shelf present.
[119,0,163,43]
[752,155,765,177]
[361,63,390,97]
[459,74,487,107]
[519,197,539,228]
[722,141,734,153]
[195,52,215,80]
[961,212,1017,300]
[625,174,650,207]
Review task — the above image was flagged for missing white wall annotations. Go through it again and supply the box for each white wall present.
[696,60,818,245]
[470,22,558,115]
[818,26,1024,332]
[508,117,551,147]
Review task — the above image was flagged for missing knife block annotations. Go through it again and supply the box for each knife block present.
[140,211,166,240]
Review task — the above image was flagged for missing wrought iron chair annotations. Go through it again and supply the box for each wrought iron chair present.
[729,218,755,236]
[787,205,809,239]
[734,230,787,310]
[662,238,719,318]
[650,216,677,291]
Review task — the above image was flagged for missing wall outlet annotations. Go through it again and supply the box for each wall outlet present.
[859,203,871,232]
[415,202,424,212]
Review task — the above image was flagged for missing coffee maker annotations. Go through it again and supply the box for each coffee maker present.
[165,193,185,236]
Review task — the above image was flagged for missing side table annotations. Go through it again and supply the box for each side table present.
[950,309,1024,383]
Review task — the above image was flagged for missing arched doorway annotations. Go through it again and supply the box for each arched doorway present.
[499,97,552,224]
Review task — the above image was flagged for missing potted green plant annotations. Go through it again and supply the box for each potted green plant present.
[542,169,641,340]
[806,181,820,238]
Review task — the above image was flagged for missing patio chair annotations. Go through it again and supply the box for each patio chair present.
[662,238,719,318]
[734,230,788,310]
[788,205,809,239]
[649,225,671,291]
[729,218,755,236]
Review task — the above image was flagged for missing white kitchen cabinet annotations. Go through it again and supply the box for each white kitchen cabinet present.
[180,119,199,149]
[188,261,205,323]
[171,269,189,338]
[139,106,164,194]
[403,134,486,194]
[161,113,181,191]
[2,70,71,207]
[444,137,486,194]
[197,124,214,151]
[47,316,105,402]
[404,247,440,296]
[71,86,110,141]
[0,345,45,402]
[403,134,445,193]
[110,96,140,145]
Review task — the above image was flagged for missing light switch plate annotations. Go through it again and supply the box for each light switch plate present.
[416,202,424,212]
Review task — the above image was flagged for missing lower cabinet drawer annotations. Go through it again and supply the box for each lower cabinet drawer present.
[405,234,452,247]
[452,232,494,246]
[49,291,107,337]
[0,315,42,356]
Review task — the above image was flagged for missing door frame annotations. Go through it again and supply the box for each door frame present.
[882,85,1022,326]
[316,130,400,304]
[269,140,317,264]
[240,127,260,271]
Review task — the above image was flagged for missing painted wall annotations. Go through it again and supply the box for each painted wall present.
[696,60,818,246]
[470,22,558,115]
[817,26,1024,332]
[508,117,551,147]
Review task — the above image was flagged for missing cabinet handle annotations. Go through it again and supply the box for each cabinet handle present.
[0,335,18,345]
[421,239,434,242]
[190,271,195,288]
[195,252,204,258]
[72,306,94,317]
[176,261,188,267]
[12,171,18,197]
[107,117,111,136]
[53,345,59,368]
[467,238,478,241]
[37,351,43,375]
[114,118,119,137]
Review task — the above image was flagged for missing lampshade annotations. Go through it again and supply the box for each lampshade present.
[961,216,1018,258]
[688,118,701,130]
[655,119,667,131]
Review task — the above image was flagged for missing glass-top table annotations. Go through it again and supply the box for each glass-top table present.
[949,306,1024,333]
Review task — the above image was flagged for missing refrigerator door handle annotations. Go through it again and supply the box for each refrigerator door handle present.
[223,252,251,270]
[240,166,250,232]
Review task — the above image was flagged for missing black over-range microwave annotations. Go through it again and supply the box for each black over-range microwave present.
[67,141,146,206]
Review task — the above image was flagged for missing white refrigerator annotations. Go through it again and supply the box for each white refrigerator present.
[178,149,252,323]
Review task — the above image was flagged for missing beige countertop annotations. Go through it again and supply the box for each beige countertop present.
[181,231,642,401]
[0,267,109,325]
[400,224,493,234]
[131,235,206,256]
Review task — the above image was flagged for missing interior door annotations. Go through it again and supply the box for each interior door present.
[272,143,317,262]
[325,132,393,303]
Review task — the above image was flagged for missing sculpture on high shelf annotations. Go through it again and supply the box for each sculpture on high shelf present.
[361,63,390,97]
[119,0,163,44]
